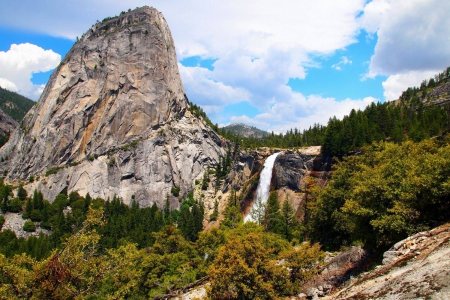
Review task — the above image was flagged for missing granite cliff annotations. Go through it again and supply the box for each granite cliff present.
[0,108,18,137]
[0,7,226,208]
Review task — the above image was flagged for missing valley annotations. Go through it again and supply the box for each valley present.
[0,5,450,300]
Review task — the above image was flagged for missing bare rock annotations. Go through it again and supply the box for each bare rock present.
[0,7,227,208]
[324,224,450,299]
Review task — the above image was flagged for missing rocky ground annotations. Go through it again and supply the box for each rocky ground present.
[321,224,450,299]
[1,212,50,238]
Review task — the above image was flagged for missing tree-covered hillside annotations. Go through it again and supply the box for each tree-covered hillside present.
[305,137,450,252]
[221,123,269,138]
[212,66,450,157]
[0,87,35,122]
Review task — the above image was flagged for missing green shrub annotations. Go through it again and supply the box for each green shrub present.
[0,215,4,229]
[23,220,36,232]
[30,209,42,222]
[108,158,115,167]
[45,166,63,177]
[8,198,22,213]
[171,186,180,197]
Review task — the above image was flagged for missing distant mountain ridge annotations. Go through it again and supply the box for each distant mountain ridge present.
[0,87,35,122]
[222,123,268,138]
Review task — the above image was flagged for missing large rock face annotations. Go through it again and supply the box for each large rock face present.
[0,7,226,207]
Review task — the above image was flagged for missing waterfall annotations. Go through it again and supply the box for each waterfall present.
[244,152,280,223]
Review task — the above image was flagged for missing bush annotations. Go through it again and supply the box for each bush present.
[8,198,22,213]
[108,157,115,167]
[171,186,180,197]
[0,215,4,229]
[30,209,42,222]
[40,221,51,230]
[23,220,36,232]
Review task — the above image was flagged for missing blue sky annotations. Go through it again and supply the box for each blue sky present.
[1,0,449,133]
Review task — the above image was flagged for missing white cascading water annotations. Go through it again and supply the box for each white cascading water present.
[244,152,280,222]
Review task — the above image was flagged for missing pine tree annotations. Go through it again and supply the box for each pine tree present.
[263,192,282,234]
[164,194,172,225]
[17,184,27,200]
[280,196,295,241]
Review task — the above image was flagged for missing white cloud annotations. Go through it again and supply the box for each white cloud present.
[1,1,370,127]
[358,0,390,34]
[0,43,60,100]
[332,56,352,71]
[179,64,250,110]
[361,0,450,76]
[382,70,439,101]
[0,78,18,92]
[229,92,377,133]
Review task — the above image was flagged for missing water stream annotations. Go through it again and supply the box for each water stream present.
[244,152,280,223]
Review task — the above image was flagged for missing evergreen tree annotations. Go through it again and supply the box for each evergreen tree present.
[280,196,296,241]
[263,192,282,234]
[17,184,27,200]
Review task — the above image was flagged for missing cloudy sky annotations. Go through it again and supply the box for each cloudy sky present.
[1,0,449,133]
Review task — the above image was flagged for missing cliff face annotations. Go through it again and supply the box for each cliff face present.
[0,108,18,136]
[0,7,226,207]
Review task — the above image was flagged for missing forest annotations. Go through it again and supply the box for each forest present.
[218,66,450,157]
[1,67,450,298]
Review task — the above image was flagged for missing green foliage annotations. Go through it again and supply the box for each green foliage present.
[29,209,42,222]
[280,196,297,241]
[45,166,63,177]
[8,198,22,213]
[178,192,204,242]
[121,140,138,151]
[207,225,325,298]
[171,186,180,197]
[209,199,219,221]
[321,101,449,156]
[0,134,9,148]
[17,184,27,200]
[0,215,4,229]
[23,220,35,232]
[0,86,35,122]
[201,168,210,190]
[264,191,282,234]
[221,192,243,230]
[307,139,450,251]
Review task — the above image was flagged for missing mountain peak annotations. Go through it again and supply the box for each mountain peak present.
[0,7,226,207]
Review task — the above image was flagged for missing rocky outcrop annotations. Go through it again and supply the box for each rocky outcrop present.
[272,151,312,192]
[427,81,450,107]
[324,224,450,299]
[0,7,226,207]
[0,212,50,239]
[0,108,18,136]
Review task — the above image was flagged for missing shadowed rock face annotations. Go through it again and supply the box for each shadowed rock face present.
[0,108,18,136]
[0,7,226,207]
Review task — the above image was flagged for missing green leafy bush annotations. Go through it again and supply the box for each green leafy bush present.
[23,220,35,232]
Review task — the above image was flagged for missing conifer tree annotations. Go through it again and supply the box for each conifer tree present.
[280,196,296,241]
[264,191,282,234]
